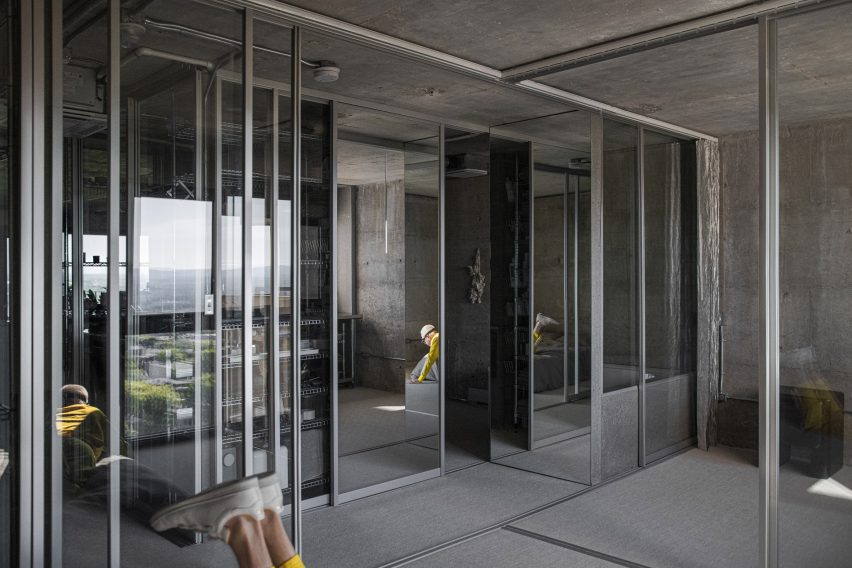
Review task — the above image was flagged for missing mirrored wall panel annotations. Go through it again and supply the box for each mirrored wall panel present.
[489,111,592,484]
[444,127,492,472]
[335,104,440,498]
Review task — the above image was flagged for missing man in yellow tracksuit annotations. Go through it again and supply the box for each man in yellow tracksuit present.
[409,324,439,383]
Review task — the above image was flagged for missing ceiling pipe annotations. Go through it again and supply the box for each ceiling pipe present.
[144,16,321,68]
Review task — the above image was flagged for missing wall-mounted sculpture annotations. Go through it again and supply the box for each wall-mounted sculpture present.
[466,248,487,304]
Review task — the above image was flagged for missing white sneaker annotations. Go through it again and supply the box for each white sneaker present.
[150,476,265,541]
[258,472,284,514]
[536,313,559,328]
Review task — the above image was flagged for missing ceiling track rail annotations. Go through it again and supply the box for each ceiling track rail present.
[501,0,843,81]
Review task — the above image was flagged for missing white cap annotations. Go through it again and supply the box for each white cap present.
[420,324,436,340]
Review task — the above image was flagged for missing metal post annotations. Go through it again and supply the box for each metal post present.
[107,0,121,564]
[758,15,780,568]
[330,100,340,501]
[290,25,303,552]
[242,10,254,477]
[194,70,204,494]
[573,174,580,397]
[590,113,604,485]
[527,142,535,451]
[271,86,282,492]
[637,127,647,468]
[214,77,224,484]
[438,123,446,475]
[50,0,65,560]
[72,140,83,386]
[563,173,569,402]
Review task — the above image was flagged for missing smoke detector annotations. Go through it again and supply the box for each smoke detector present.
[313,61,340,83]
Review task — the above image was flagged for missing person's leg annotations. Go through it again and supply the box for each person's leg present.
[224,514,274,568]
[260,510,300,568]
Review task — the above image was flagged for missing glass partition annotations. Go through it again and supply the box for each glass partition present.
[601,119,640,479]
[778,4,852,566]
[642,132,697,461]
[335,104,440,498]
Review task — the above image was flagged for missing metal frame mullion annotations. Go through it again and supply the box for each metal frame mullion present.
[330,100,340,501]
[637,127,647,468]
[214,77,224,484]
[290,25,303,552]
[527,141,535,450]
[438,123,446,475]
[573,174,580,397]
[242,10,254,477]
[50,0,65,561]
[271,85,282,490]
[758,15,780,568]
[589,113,604,485]
[563,173,569,402]
[106,0,121,564]
[194,70,205,494]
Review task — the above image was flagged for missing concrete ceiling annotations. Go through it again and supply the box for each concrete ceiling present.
[66,0,852,143]
[280,0,753,70]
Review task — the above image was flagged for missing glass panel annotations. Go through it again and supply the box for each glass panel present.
[602,119,640,479]
[300,99,332,502]
[0,0,14,560]
[643,132,697,460]
[778,4,852,566]
[489,136,531,459]
[336,104,440,495]
[253,16,294,518]
[60,1,111,561]
[443,127,491,472]
[485,111,593,484]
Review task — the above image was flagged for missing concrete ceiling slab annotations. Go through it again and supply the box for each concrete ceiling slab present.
[539,26,760,136]
[301,29,576,131]
[280,0,754,70]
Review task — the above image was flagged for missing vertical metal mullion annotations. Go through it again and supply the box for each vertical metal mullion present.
[330,100,339,500]
[573,175,579,397]
[72,141,82,386]
[242,11,254,477]
[106,0,121,564]
[590,113,604,485]
[214,77,224,484]
[50,0,65,561]
[527,142,534,451]
[563,174,569,403]
[290,25,303,552]
[438,123,446,476]
[758,16,780,568]
[194,70,204,494]
[637,127,647,468]
[271,88,282,488]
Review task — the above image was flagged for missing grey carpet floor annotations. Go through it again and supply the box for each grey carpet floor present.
[512,446,852,568]
[405,528,623,568]
[339,387,407,455]
[494,433,591,484]
[339,442,439,494]
[301,462,585,568]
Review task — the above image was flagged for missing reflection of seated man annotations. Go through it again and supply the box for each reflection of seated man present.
[57,384,115,489]
[408,324,439,384]
[533,312,559,353]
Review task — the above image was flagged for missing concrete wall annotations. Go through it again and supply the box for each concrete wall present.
[718,118,852,464]
[354,179,406,393]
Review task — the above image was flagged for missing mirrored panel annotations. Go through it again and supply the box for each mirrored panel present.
[443,127,492,472]
[488,111,592,484]
[335,104,440,497]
